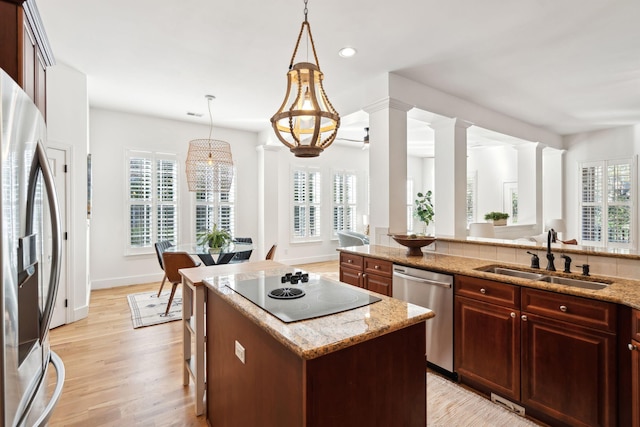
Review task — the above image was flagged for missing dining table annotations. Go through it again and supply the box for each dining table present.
[165,242,253,266]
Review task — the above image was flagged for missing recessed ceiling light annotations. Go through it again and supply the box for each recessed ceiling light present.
[338,47,357,58]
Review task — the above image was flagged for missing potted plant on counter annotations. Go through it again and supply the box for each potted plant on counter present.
[484,211,509,226]
[197,224,232,252]
[414,190,434,235]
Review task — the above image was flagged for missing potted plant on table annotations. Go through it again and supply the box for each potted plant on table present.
[484,211,510,226]
[414,190,434,235]
[197,224,232,252]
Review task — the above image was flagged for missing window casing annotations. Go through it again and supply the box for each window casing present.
[292,168,321,241]
[407,179,414,233]
[194,170,236,237]
[126,150,178,254]
[580,158,635,248]
[332,171,357,236]
[466,172,477,226]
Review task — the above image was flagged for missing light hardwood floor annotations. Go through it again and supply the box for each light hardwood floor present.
[47,261,337,426]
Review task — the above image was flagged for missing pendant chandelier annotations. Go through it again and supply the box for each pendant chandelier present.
[270,0,340,158]
[185,95,234,193]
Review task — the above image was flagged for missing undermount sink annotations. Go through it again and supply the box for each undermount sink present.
[476,265,611,290]
[477,266,546,280]
[538,275,610,290]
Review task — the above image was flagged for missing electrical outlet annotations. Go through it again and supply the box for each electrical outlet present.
[235,340,245,364]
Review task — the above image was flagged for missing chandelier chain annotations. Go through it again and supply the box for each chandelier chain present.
[303,0,308,21]
[289,21,320,69]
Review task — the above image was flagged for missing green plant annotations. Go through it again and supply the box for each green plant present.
[197,224,232,249]
[414,191,434,228]
[484,211,510,221]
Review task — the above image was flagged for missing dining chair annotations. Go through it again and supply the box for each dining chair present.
[161,252,199,317]
[154,240,173,297]
[265,244,277,260]
[231,237,253,263]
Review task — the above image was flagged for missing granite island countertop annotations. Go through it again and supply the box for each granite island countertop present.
[339,244,640,310]
[196,260,434,360]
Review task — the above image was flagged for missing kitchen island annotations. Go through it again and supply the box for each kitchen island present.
[180,260,434,427]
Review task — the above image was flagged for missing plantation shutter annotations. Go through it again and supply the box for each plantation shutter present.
[129,156,153,248]
[581,164,603,243]
[194,170,236,237]
[156,158,178,244]
[292,168,321,240]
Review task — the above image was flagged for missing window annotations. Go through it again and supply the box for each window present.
[466,172,477,226]
[580,159,635,247]
[407,179,414,233]
[292,168,321,240]
[333,171,357,236]
[194,170,236,237]
[127,151,178,254]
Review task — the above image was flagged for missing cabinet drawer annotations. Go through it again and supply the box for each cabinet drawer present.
[633,309,640,341]
[455,275,520,309]
[522,288,617,333]
[364,258,392,277]
[365,273,392,296]
[340,253,363,270]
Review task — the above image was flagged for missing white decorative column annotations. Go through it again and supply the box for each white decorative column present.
[364,98,413,244]
[516,143,543,229]
[256,145,282,258]
[430,118,470,238]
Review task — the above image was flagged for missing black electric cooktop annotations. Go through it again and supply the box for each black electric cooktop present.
[225,272,381,323]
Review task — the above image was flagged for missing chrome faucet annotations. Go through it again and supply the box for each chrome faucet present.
[546,230,556,271]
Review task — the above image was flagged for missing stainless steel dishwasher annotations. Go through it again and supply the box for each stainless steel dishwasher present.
[392,264,455,377]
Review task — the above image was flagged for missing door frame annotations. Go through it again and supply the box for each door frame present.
[46,141,72,327]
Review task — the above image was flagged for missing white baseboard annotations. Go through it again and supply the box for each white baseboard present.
[91,272,164,290]
[280,253,339,266]
[72,305,89,322]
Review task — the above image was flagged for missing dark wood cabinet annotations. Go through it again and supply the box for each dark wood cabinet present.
[454,276,619,427]
[454,275,520,400]
[632,309,640,427]
[363,257,392,296]
[0,0,53,118]
[339,252,392,296]
[521,288,617,427]
[206,288,427,427]
[339,252,363,288]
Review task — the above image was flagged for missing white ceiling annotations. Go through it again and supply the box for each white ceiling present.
[36,0,640,153]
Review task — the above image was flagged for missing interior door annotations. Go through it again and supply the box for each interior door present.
[45,147,67,328]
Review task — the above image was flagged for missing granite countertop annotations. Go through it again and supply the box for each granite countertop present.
[339,245,640,311]
[186,260,434,360]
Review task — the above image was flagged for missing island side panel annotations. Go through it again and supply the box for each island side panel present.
[305,321,427,427]
[207,290,304,427]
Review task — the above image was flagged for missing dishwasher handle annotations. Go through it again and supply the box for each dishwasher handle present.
[393,270,452,288]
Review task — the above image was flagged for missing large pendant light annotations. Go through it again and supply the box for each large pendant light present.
[185,95,234,193]
[270,0,340,158]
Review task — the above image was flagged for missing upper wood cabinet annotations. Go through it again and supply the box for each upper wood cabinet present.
[0,0,54,118]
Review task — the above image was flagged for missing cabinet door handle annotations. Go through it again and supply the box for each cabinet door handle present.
[480,288,486,294]
[559,305,568,312]
[629,343,638,351]
[510,312,516,318]
[347,259,353,263]
[521,315,528,321]
[374,265,380,270]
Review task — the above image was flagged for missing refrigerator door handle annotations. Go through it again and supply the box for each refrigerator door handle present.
[25,140,62,338]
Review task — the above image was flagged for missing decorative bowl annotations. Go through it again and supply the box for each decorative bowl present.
[389,234,436,256]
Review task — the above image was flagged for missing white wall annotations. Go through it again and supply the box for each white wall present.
[271,144,370,265]
[468,146,518,222]
[46,62,90,322]
[89,109,259,288]
[564,125,640,246]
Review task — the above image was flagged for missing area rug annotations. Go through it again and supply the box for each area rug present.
[427,373,541,426]
[127,290,182,329]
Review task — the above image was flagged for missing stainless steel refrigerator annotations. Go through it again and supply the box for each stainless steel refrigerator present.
[1,70,65,426]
